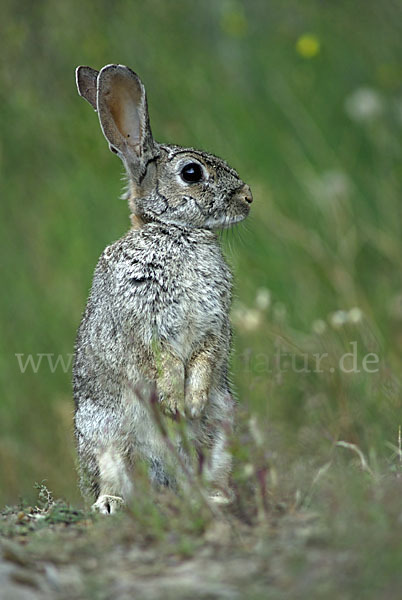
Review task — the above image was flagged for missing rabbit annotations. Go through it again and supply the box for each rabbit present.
[73,64,252,514]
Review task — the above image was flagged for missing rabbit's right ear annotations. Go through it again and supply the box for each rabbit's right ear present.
[96,64,157,185]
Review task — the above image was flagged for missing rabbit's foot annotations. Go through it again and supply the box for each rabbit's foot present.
[185,390,208,419]
[92,494,125,515]
[208,489,234,505]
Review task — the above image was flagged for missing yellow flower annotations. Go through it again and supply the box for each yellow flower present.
[296,34,320,59]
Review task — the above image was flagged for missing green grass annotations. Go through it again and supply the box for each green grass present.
[1,0,401,596]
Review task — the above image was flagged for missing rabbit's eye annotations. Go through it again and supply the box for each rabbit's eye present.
[180,162,204,183]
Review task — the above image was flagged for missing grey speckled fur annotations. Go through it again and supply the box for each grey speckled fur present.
[73,64,252,513]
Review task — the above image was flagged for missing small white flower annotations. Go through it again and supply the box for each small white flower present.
[348,307,363,324]
[232,304,261,331]
[312,319,327,335]
[344,87,384,123]
[330,310,348,328]
[321,170,351,199]
[255,287,271,310]
[309,170,351,205]
[243,463,254,477]
[242,309,261,331]
[232,304,247,326]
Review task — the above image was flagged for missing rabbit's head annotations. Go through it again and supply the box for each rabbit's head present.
[76,64,252,229]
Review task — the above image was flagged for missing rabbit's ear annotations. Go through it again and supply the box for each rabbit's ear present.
[96,64,156,183]
[76,66,99,110]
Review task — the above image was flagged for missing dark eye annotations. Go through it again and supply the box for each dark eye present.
[180,162,204,183]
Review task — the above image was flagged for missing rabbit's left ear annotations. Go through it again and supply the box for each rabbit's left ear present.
[96,64,157,184]
[76,66,99,110]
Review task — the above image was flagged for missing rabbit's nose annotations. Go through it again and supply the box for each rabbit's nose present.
[240,184,253,204]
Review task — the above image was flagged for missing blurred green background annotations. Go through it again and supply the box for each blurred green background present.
[1,0,401,506]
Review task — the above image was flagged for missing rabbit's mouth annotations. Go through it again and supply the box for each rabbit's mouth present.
[204,212,249,230]
[223,214,249,228]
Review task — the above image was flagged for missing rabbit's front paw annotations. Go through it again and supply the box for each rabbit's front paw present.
[159,392,185,418]
[185,390,208,419]
[92,495,125,515]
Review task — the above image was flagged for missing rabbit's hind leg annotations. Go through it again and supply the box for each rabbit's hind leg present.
[206,428,234,505]
[91,445,134,514]
[202,392,235,505]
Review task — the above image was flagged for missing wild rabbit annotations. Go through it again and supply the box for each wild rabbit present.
[73,64,252,514]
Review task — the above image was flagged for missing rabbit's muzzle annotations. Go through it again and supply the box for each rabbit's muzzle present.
[228,183,253,222]
[238,183,253,204]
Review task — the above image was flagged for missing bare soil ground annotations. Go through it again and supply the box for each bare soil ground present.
[1,489,398,600]
[0,501,334,599]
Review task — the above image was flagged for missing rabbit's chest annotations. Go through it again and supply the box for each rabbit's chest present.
[155,248,232,356]
[111,231,232,359]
